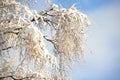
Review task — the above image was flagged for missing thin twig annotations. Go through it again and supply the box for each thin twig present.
[43,36,60,54]
[0,46,12,51]
[0,75,35,80]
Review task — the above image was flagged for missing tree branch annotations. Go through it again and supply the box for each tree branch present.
[0,46,12,51]
[0,41,5,45]
[43,36,56,48]
[0,75,35,80]
[3,31,19,35]
[43,36,60,54]
[30,7,58,28]
[0,27,23,35]
[31,8,53,22]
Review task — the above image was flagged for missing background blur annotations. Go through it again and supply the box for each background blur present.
[33,0,120,80]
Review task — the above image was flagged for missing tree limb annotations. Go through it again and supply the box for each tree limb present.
[43,36,61,54]
[43,36,56,48]
[0,41,5,45]
[0,46,12,51]
[0,75,35,80]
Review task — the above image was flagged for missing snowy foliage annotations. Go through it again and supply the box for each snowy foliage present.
[0,0,90,80]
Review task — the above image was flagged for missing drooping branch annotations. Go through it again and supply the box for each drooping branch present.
[43,36,60,53]
[43,36,55,46]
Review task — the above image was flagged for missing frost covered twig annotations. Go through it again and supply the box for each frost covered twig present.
[0,0,90,80]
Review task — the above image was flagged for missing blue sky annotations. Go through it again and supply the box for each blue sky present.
[55,0,112,11]
[54,0,120,12]
[33,0,120,80]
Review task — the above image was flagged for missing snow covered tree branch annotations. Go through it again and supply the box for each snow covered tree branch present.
[0,0,90,80]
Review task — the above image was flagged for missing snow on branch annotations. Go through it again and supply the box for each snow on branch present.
[0,0,90,80]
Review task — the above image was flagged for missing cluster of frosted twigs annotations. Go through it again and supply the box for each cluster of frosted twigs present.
[0,0,90,80]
